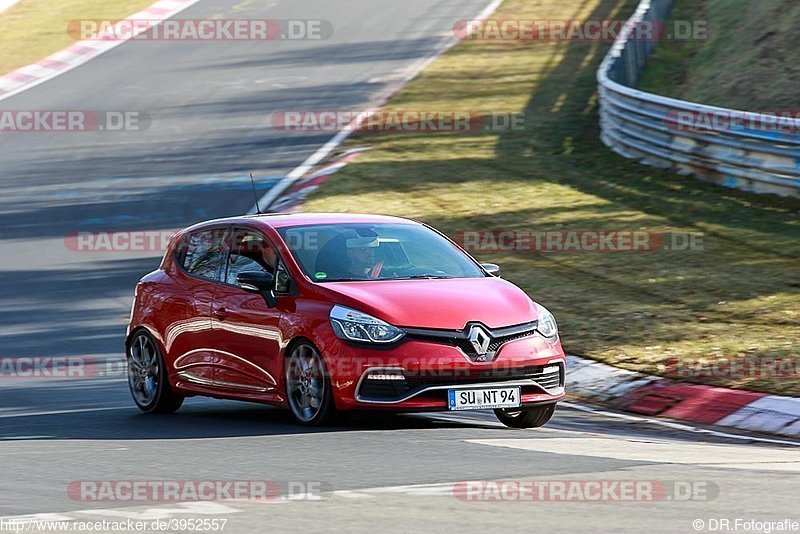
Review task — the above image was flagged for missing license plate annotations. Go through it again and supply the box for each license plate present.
[447,387,521,411]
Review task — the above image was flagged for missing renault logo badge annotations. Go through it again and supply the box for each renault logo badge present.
[468,325,491,358]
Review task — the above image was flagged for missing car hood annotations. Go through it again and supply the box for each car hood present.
[316,277,539,330]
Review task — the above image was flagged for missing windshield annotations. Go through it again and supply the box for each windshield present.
[278,222,485,282]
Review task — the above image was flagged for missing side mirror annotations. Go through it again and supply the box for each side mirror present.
[481,263,501,277]
[237,271,277,307]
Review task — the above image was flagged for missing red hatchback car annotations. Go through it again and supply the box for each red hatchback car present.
[126,213,566,427]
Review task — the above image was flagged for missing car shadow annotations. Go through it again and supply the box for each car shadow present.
[0,399,495,441]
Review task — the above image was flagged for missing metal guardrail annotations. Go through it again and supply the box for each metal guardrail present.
[597,0,800,197]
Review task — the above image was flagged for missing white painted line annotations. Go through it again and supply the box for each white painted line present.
[0,406,131,419]
[49,50,85,63]
[560,400,800,447]
[0,0,206,103]
[15,63,58,79]
[420,402,800,447]
[2,502,242,522]
[0,78,19,90]
[566,354,800,440]
[251,0,504,212]
[360,482,456,497]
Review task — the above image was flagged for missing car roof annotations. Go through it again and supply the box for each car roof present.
[181,212,420,233]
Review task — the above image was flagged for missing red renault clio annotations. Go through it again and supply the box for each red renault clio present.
[126,213,566,427]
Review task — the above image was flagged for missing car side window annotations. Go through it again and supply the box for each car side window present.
[274,260,293,294]
[225,228,279,286]
[181,229,227,281]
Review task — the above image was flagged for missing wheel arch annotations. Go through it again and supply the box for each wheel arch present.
[282,336,344,414]
[126,325,164,354]
[125,325,177,384]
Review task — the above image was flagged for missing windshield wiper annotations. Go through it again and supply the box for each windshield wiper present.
[390,274,455,280]
[320,275,456,282]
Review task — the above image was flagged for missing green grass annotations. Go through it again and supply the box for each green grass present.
[640,0,800,109]
[0,0,154,75]
[303,0,800,395]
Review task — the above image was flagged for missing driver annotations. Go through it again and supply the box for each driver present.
[227,235,279,286]
[261,243,278,273]
[345,237,382,278]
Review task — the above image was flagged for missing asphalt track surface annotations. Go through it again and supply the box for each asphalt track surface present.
[1,0,799,532]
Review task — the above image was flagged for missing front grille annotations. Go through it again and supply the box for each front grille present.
[405,321,539,361]
[357,363,562,401]
[487,330,539,353]
[404,364,562,390]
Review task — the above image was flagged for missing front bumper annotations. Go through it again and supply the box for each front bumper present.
[321,329,567,411]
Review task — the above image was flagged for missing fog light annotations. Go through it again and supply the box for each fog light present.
[543,365,560,374]
[366,372,405,381]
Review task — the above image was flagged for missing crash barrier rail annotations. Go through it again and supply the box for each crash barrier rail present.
[597,0,800,197]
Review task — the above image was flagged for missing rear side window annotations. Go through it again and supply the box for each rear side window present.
[180,229,227,281]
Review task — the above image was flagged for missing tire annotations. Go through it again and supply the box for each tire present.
[494,403,556,428]
[285,341,337,426]
[127,330,184,414]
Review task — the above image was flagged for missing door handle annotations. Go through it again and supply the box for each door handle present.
[212,307,229,320]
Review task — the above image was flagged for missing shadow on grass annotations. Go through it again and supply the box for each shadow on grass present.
[304,0,800,393]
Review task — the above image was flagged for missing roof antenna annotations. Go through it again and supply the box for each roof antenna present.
[249,173,264,215]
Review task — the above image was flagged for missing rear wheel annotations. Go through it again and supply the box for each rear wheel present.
[494,404,556,428]
[127,330,184,414]
[285,342,336,426]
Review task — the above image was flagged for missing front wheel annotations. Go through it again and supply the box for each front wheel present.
[494,404,556,428]
[285,342,336,426]
[127,330,184,414]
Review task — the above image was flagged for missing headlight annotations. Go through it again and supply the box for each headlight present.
[536,304,558,340]
[330,305,405,344]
